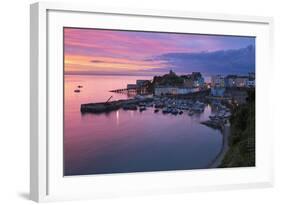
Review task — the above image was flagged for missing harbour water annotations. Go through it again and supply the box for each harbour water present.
[64,74,223,176]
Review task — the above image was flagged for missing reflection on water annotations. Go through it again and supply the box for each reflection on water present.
[64,75,223,176]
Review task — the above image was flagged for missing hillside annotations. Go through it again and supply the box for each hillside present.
[219,90,255,167]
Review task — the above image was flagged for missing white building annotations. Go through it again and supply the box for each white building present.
[154,86,199,96]
[211,75,225,87]
[127,84,137,89]
[247,79,255,87]
[225,74,255,88]
[136,80,149,87]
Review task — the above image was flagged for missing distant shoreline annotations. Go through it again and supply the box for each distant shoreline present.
[64,73,213,83]
[64,72,252,78]
[64,73,156,77]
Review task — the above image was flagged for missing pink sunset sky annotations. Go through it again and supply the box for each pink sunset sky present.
[64,27,255,76]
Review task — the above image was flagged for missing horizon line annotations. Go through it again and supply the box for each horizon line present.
[64,71,254,77]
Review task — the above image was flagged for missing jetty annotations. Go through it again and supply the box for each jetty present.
[201,120,223,130]
[200,107,231,130]
[80,97,153,114]
[81,94,209,115]
[109,88,136,93]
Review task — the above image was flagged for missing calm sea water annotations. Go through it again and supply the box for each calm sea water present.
[64,75,222,176]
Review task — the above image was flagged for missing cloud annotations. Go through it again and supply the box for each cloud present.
[90,60,105,63]
[154,45,255,76]
[64,68,164,76]
[64,28,255,76]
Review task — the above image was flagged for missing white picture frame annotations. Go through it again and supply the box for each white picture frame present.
[30,1,274,202]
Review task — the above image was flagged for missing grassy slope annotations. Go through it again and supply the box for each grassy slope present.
[219,90,255,168]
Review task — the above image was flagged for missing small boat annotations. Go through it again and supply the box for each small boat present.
[154,103,164,109]
[123,104,137,110]
[224,112,231,118]
[171,109,179,115]
[209,114,217,120]
[135,95,145,100]
[188,110,194,116]
[139,102,146,107]
[146,102,153,107]
[74,89,80,93]
[139,106,146,112]
[77,85,83,88]
[154,109,159,113]
[217,111,225,119]
[181,106,189,110]
[179,110,183,115]
[162,108,170,114]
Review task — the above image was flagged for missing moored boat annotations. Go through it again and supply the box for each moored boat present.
[209,114,217,120]
[162,107,170,114]
[171,109,179,115]
[188,110,194,116]
[123,104,137,110]
[139,106,146,112]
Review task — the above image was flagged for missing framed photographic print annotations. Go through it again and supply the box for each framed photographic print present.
[30,2,274,202]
